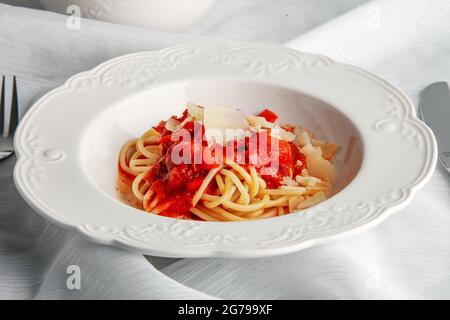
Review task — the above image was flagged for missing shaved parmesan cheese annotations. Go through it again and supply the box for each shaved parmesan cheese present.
[295,175,321,187]
[294,127,339,161]
[247,115,272,130]
[187,102,204,121]
[281,176,298,187]
[270,127,296,142]
[295,129,312,147]
[310,138,324,147]
[301,143,335,183]
[320,142,340,160]
[204,106,249,144]
[165,118,181,132]
[248,116,295,141]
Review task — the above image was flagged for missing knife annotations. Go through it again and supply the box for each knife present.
[420,82,450,173]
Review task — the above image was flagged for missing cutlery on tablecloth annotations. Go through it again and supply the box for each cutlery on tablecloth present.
[0,75,19,161]
[420,82,450,173]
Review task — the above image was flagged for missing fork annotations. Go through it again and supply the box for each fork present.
[0,75,19,161]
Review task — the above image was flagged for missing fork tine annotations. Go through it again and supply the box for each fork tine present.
[0,75,5,135]
[8,76,19,136]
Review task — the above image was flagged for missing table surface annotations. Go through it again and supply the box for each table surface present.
[1,0,450,300]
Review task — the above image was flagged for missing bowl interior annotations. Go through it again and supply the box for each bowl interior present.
[80,79,364,208]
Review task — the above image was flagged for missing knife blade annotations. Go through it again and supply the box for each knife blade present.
[420,82,450,172]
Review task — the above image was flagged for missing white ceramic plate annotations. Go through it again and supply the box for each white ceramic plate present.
[14,43,437,258]
[40,0,216,31]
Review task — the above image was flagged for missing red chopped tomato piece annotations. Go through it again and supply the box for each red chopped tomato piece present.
[186,178,204,192]
[289,142,307,176]
[153,120,167,133]
[159,194,195,219]
[167,164,194,186]
[277,140,292,165]
[258,109,278,123]
[176,109,189,122]
[182,121,195,133]
[159,134,172,144]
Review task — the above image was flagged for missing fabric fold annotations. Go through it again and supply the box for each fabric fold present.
[1,0,450,300]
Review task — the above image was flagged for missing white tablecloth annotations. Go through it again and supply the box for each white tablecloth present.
[1,0,450,299]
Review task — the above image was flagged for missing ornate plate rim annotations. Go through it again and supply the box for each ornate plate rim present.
[13,43,437,258]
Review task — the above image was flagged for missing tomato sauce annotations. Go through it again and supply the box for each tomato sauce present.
[119,109,306,218]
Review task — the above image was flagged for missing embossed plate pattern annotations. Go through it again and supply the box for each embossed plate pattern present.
[13,43,437,257]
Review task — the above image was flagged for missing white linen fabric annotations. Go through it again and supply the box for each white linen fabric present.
[1,0,450,300]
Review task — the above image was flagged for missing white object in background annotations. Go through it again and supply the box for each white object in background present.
[39,0,216,31]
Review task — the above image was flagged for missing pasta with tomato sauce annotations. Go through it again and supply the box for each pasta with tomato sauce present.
[117,103,339,221]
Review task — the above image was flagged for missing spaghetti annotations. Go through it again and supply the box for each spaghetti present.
[117,104,339,221]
